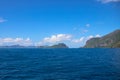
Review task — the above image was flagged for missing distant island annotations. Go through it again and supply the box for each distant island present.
[84,29,120,48]
[0,45,36,48]
[0,43,68,48]
[38,43,69,48]
[0,30,120,48]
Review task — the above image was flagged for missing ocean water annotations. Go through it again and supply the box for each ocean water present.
[0,48,120,80]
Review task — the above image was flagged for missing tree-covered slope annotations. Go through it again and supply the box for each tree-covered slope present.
[39,43,68,48]
[84,29,120,48]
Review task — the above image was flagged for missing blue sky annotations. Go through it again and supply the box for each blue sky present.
[0,0,120,47]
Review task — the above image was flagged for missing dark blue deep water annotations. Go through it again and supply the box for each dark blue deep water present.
[0,48,120,80]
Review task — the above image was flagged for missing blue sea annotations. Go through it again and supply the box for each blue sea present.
[0,48,120,80]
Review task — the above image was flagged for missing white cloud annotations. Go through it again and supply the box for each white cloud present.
[80,29,89,34]
[0,34,101,47]
[36,34,72,46]
[36,34,101,48]
[43,34,72,43]
[35,42,44,46]
[86,24,90,27]
[71,35,101,46]
[67,35,101,47]
[95,34,101,37]
[97,0,120,3]
[87,35,101,40]
[87,35,94,40]
[72,37,85,43]
[0,38,33,46]
[0,18,7,23]
[71,36,94,44]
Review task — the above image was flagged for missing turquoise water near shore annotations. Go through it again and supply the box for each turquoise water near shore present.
[0,48,120,80]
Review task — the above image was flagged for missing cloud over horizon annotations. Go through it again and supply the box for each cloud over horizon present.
[0,38,32,46]
[0,34,101,47]
[36,34,101,47]
[71,34,101,45]
[98,0,120,3]
[36,34,72,46]
[43,34,72,43]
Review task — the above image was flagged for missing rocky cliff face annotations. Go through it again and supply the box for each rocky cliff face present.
[84,30,120,48]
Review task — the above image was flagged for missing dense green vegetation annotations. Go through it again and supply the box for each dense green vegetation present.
[50,43,68,48]
[39,43,68,48]
[84,29,120,48]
